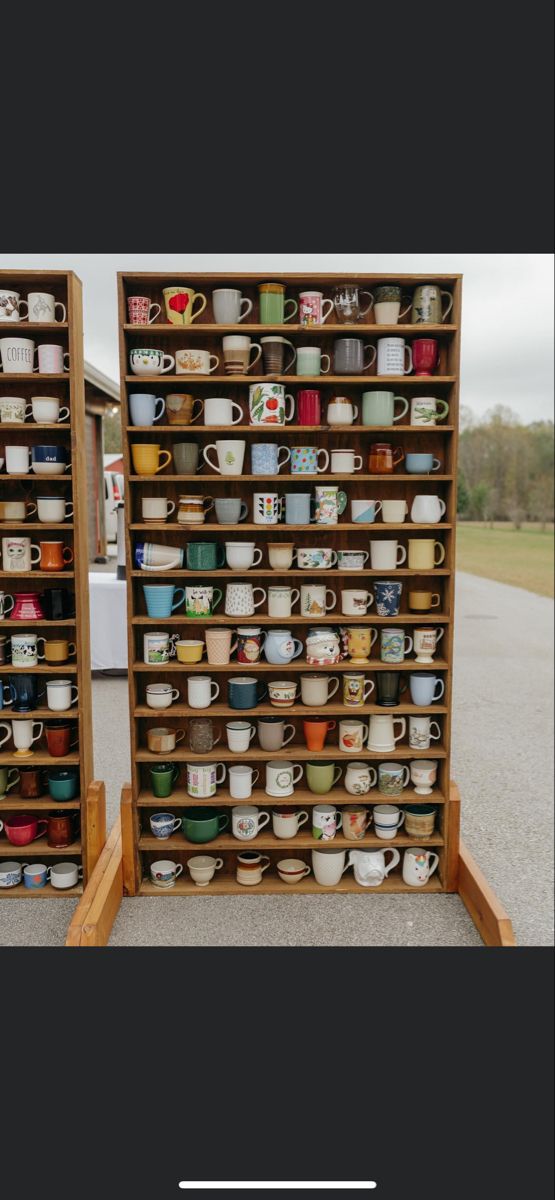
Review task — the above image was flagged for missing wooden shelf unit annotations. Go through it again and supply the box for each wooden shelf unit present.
[118,271,462,897]
[0,269,94,887]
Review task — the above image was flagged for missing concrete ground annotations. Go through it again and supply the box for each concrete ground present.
[1,572,553,946]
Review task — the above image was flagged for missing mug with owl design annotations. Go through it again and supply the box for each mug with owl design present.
[402,846,439,887]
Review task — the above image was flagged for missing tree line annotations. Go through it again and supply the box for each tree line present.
[457,405,554,527]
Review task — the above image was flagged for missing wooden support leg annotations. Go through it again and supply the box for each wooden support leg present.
[458,840,516,947]
[66,781,123,946]
[121,783,141,897]
[84,779,107,878]
[444,780,461,892]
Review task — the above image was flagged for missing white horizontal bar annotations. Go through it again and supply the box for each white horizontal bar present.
[178,1185,377,1191]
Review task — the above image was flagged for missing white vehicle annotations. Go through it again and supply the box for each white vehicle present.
[104,464,124,543]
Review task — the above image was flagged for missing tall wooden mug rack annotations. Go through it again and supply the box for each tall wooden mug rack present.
[0,271,97,895]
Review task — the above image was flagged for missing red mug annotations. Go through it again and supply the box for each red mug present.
[296,389,321,426]
[412,338,439,376]
[0,813,47,846]
[46,723,78,757]
[303,717,337,751]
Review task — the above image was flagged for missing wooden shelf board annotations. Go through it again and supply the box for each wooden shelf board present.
[138,873,443,896]
[0,797,80,811]
[137,785,445,807]
[125,374,456,385]
[0,883,82,897]
[0,474,72,482]
[2,707,81,719]
[134,701,448,718]
[136,745,446,762]
[124,323,456,336]
[0,620,76,629]
[0,838,81,857]
[3,663,77,673]
[130,569,451,580]
[0,571,74,580]
[127,425,455,434]
[0,373,68,381]
[128,474,454,483]
[130,522,453,533]
[139,831,443,852]
[0,523,73,531]
[134,659,448,673]
[0,322,69,332]
[0,424,70,432]
[132,614,450,627]
[0,751,79,767]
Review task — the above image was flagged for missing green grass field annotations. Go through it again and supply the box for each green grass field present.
[456,523,554,597]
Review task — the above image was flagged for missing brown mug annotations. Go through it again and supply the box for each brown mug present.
[40,542,74,571]
[166,393,203,425]
[368,443,405,474]
[46,722,78,757]
[147,727,186,754]
[43,639,77,664]
[46,810,79,848]
[19,767,46,798]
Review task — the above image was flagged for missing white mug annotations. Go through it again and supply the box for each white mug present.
[368,714,406,753]
[228,769,261,802]
[413,627,445,663]
[0,290,27,322]
[146,683,180,709]
[175,348,219,375]
[369,540,407,569]
[49,862,83,889]
[11,719,44,753]
[348,847,400,886]
[253,493,283,525]
[299,584,336,616]
[10,633,45,667]
[410,397,450,425]
[37,344,70,374]
[311,848,349,886]
[46,680,78,711]
[223,335,262,374]
[203,396,243,426]
[268,586,300,617]
[31,396,70,424]
[330,449,363,474]
[312,803,342,841]
[265,760,303,797]
[326,397,358,426]
[300,674,339,706]
[410,495,446,523]
[226,721,256,752]
[225,542,263,571]
[341,589,373,615]
[141,497,176,522]
[0,336,35,372]
[410,760,438,795]
[231,801,268,833]
[409,715,441,749]
[0,396,32,423]
[5,445,32,474]
[344,762,377,795]
[143,631,178,664]
[402,846,439,886]
[187,855,224,886]
[186,762,226,798]
[225,583,266,617]
[1,536,40,572]
[377,337,413,376]
[203,440,246,475]
[27,292,67,323]
[272,809,309,838]
[381,500,408,524]
[373,805,406,839]
[187,676,220,709]
[339,720,369,754]
[212,288,253,324]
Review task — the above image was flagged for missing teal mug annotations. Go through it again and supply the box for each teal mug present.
[150,762,180,798]
[186,542,225,571]
[47,768,79,801]
[362,390,409,426]
[181,807,229,843]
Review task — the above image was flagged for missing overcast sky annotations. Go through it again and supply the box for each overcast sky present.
[3,253,553,423]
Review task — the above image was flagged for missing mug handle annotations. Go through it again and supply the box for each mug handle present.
[248,769,260,788]
[396,544,407,565]
[25,503,38,517]
[360,726,369,745]
[427,852,440,877]
[36,637,46,659]
[290,639,304,660]
[216,545,226,567]
[171,588,186,612]
[332,765,343,786]
[384,847,401,875]
[335,811,343,831]
[191,293,208,322]
[0,724,11,749]
[441,291,454,321]
[363,681,375,700]
[248,343,263,372]
[289,588,300,609]
[64,502,74,518]
[190,399,204,424]
[260,855,271,873]
[30,544,42,565]
[365,591,375,608]
[171,764,180,784]
[295,810,309,830]
[64,461,72,472]
[252,588,267,609]
[6,767,20,792]
[430,593,441,608]
[320,299,334,324]
[404,635,414,655]
[31,721,44,744]
[203,497,215,516]
[325,589,336,611]
[35,818,48,839]
[282,342,296,374]
[257,809,270,830]
[154,397,166,422]
[174,864,183,878]
[282,724,296,747]
[393,397,409,422]
[2,595,14,616]
[367,767,378,787]
[404,344,413,374]
[251,548,263,567]
[358,291,374,318]
[239,297,253,322]
[62,546,74,564]
[317,448,330,472]
[210,681,221,703]
[171,817,182,832]
[217,808,229,828]
[431,458,442,472]
[226,402,243,426]
[284,394,295,423]
[203,445,220,472]
[57,407,70,422]
[363,345,377,370]
[329,550,338,565]
[71,687,79,706]
[166,501,177,518]
[291,764,304,785]
[434,542,446,565]
[429,721,442,741]
[161,354,176,373]
[393,718,406,742]
[327,677,340,699]
[211,588,223,612]
[277,447,291,471]
[402,766,411,788]
[256,685,269,703]
[18,300,29,320]
[283,299,298,323]
[156,450,172,473]
[248,726,256,744]
[170,688,180,701]
[399,298,412,319]
[369,628,378,649]
[435,628,445,647]
[148,303,162,324]
[435,400,450,420]
[433,678,445,701]
[208,355,220,374]
[63,352,71,372]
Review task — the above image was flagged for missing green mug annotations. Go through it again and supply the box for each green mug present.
[258,282,298,325]
[306,761,343,795]
[186,542,225,571]
[150,763,180,798]
[181,808,229,843]
[0,766,20,798]
[47,769,79,801]
[362,390,409,427]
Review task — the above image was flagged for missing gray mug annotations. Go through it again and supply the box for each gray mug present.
[215,498,249,525]
[173,443,200,474]
[334,338,376,374]
[285,493,314,525]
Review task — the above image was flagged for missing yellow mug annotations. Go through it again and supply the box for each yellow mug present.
[131,444,172,475]
[163,287,207,326]
[409,591,441,611]
[43,639,76,663]
[176,639,206,664]
[408,539,446,570]
[346,626,377,662]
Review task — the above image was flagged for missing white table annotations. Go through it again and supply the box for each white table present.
[88,571,128,670]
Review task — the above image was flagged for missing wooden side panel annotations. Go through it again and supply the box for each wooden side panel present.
[85,779,107,876]
[443,780,461,891]
[66,804,122,946]
[121,783,140,896]
[458,840,516,947]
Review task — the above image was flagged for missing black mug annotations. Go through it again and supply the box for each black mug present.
[8,673,45,712]
[376,672,407,707]
[0,635,11,667]
[41,588,75,620]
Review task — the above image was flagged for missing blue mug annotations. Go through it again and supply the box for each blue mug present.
[405,453,441,475]
[373,580,403,616]
[134,542,185,570]
[32,445,69,471]
[0,679,13,710]
[23,863,48,890]
[129,393,166,426]
[9,674,44,712]
[150,812,182,839]
[143,584,186,618]
[227,678,268,710]
[285,493,315,525]
[251,443,291,476]
[409,673,445,705]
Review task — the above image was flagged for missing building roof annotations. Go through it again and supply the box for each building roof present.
[84,361,120,403]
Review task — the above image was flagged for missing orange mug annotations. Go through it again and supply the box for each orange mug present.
[303,717,337,751]
[368,443,404,474]
[40,542,74,571]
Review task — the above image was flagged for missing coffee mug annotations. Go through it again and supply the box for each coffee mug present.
[250,443,291,476]
[129,393,165,426]
[410,396,450,425]
[249,383,294,425]
[131,444,172,475]
[330,449,362,474]
[268,586,300,619]
[373,580,403,616]
[300,674,339,706]
[0,290,27,322]
[343,674,375,707]
[341,589,373,616]
[258,282,297,324]
[0,500,37,522]
[376,337,412,376]
[146,684,180,710]
[311,848,349,886]
[260,336,296,374]
[176,640,205,664]
[150,763,180,798]
[1,536,40,572]
[187,676,221,709]
[163,286,207,325]
[257,717,295,751]
[181,805,228,838]
[351,500,382,524]
[368,443,404,473]
[228,677,268,710]
[189,717,220,754]
[0,336,36,372]
[326,396,358,426]
[46,680,78,711]
[380,628,413,664]
[225,583,266,617]
[409,760,438,795]
[306,764,342,797]
[373,803,405,838]
[342,805,372,841]
[333,338,376,374]
[402,846,439,886]
[381,500,408,524]
[339,720,368,754]
[267,680,297,708]
[130,348,175,376]
[0,396,32,423]
[370,540,406,570]
[149,813,182,840]
[408,673,445,705]
[295,347,331,375]
[225,543,263,571]
[187,855,224,886]
[405,453,441,475]
[376,672,407,707]
[223,335,262,374]
[312,802,342,839]
[407,539,445,569]
[203,440,246,475]
[412,338,439,375]
[303,717,337,751]
[143,584,185,618]
[150,860,183,888]
[349,847,400,886]
[344,761,377,795]
[226,721,256,753]
[175,348,219,375]
[265,760,303,797]
[411,284,453,324]
[147,727,185,754]
[404,805,437,838]
[253,493,284,525]
[214,498,249,524]
[272,809,309,838]
[236,851,271,886]
[410,496,446,524]
[143,631,179,664]
[31,396,70,424]
[362,390,409,426]
[267,542,295,570]
[236,627,266,665]
[333,284,373,323]
[413,627,444,663]
[372,285,411,325]
[127,295,161,325]
[231,802,268,835]
[203,397,243,426]
[290,446,329,475]
[368,714,406,752]
[378,762,410,796]
[142,497,176,523]
[165,393,203,425]
[35,497,73,523]
[212,288,253,324]
[186,542,225,571]
[409,715,441,749]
